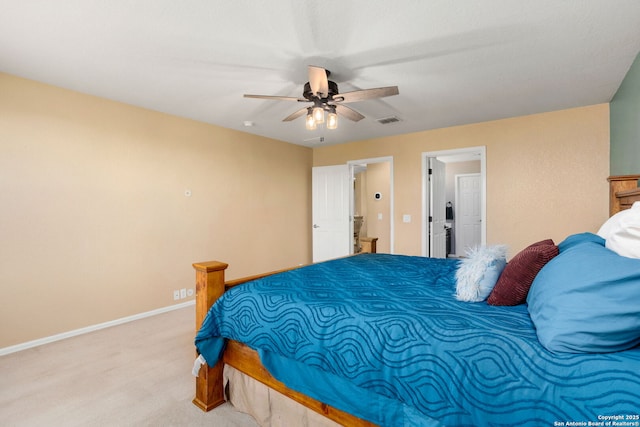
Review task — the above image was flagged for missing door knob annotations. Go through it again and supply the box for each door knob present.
[313,224,320,228]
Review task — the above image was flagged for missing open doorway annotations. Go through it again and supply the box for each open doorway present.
[348,157,394,254]
[421,147,486,257]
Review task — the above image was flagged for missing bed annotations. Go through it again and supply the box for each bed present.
[192,175,640,427]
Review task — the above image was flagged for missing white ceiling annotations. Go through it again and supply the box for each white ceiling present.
[1,1,639,147]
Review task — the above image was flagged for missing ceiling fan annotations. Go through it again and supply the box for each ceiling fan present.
[244,65,399,130]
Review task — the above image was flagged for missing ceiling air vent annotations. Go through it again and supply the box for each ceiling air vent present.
[376,116,401,125]
[303,136,325,144]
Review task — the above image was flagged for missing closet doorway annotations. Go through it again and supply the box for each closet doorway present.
[455,173,482,256]
[422,147,486,257]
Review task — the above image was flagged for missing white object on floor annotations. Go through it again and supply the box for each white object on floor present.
[192,354,206,376]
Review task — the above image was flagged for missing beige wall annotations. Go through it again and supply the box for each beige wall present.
[0,71,611,349]
[0,73,312,348]
[314,104,610,257]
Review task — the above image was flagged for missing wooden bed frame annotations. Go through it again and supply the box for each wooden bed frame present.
[608,174,640,215]
[192,261,375,426]
[192,175,640,427]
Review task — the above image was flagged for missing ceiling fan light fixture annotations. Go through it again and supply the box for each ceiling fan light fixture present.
[327,108,338,130]
[313,106,325,124]
[305,108,316,130]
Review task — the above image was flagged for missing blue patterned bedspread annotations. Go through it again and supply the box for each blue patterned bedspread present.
[195,254,640,426]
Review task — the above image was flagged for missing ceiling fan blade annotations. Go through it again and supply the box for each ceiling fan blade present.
[335,104,365,122]
[334,86,399,103]
[244,94,307,102]
[308,65,329,98]
[282,108,308,122]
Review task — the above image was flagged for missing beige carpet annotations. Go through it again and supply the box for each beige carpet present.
[0,306,259,427]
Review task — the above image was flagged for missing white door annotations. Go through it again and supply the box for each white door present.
[429,158,447,258]
[312,165,351,263]
[456,173,481,255]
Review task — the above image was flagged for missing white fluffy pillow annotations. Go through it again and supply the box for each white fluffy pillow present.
[598,201,640,259]
[455,245,507,302]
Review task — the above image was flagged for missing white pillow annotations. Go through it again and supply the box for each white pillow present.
[598,201,640,239]
[455,245,507,302]
[603,201,640,259]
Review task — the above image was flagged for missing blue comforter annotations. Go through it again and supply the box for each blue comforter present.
[195,254,640,426]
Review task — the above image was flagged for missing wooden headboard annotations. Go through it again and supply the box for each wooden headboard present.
[608,175,640,216]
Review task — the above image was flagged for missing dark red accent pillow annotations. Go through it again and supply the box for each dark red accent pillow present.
[487,240,559,306]
[529,239,555,248]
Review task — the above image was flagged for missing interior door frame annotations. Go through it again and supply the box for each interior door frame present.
[421,147,486,257]
[347,156,394,254]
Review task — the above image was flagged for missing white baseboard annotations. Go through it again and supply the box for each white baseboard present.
[0,300,195,357]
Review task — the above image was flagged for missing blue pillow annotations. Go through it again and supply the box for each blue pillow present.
[556,232,604,252]
[527,233,640,353]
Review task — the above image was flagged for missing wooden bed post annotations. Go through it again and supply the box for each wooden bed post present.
[192,261,228,412]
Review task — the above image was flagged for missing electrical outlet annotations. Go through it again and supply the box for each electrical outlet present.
[187,289,194,297]
[173,290,180,300]
[180,288,187,299]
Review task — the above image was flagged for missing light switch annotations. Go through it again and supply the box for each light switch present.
[403,214,411,223]
[378,213,383,220]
